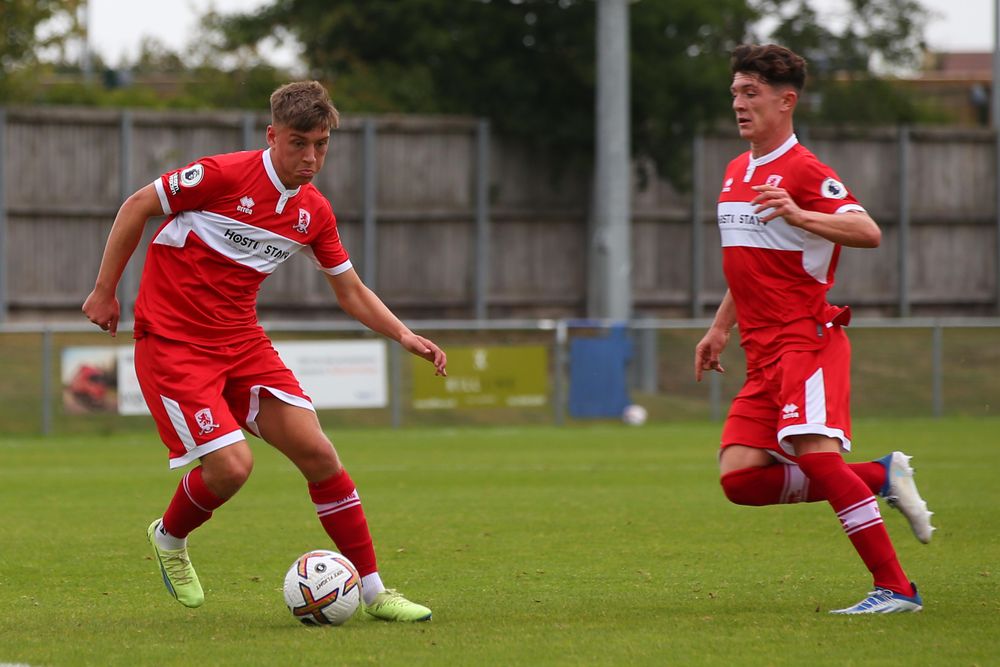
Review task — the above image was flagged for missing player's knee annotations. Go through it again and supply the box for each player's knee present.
[720,468,760,506]
[202,447,254,498]
[295,441,341,480]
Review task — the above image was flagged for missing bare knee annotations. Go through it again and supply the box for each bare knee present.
[293,440,342,482]
[201,443,254,499]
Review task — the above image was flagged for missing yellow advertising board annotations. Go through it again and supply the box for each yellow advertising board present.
[412,345,549,409]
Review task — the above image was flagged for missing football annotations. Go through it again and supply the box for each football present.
[283,550,361,626]
[622,404,648,426]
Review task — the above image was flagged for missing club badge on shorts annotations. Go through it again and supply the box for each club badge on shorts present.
[195,408,220,435]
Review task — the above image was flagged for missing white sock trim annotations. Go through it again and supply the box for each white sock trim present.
[154,521,187,550]
[361,572,385,605]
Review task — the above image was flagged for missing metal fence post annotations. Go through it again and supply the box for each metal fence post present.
[474,119,491,321]
[362,118,377,288]
[709,370,722,422]
[390,340,402,429]
[931,323,943,418]
[553,320,568,425]
[42,327,54,436]
[633,323,658,393]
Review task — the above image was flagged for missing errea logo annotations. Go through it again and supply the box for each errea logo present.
[237,196,255,216]
[782,403,800,420]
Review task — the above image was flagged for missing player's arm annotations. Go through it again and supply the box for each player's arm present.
[694,289,737,382]
[750,184,881,248]
[324,268,447,376]
[82,184,163,335]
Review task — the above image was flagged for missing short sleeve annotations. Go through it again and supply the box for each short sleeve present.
[789,154,866,216]
[307,206,352,275]
[152,157,225,216]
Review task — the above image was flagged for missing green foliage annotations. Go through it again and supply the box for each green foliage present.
[0,0,85,99]
[0,0,948,184]
[802,76,953,125]
[210,0,937,186]
[210,0,761,182]
[1,420,999,665]
[759,0,938,126]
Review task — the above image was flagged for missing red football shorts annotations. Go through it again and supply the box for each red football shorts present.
[133,334,314,469]
[721,325,853,462]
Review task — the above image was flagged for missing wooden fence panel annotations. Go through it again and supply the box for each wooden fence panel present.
[1,107,998,320]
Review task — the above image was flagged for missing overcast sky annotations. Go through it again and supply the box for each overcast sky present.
[85,0,995,69]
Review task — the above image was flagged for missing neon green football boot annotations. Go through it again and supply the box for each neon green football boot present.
[364,589,432,622]
[147,519,205,608]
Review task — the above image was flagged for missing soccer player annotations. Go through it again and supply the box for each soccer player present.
[82,81,445,622]
[694,45,935,614]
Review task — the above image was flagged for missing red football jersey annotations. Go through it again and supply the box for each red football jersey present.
[134,149,351,345]
[717,135,865,367]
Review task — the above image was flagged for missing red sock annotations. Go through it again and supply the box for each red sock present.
[720,461,886,505]
[308,469,377,577]
[162,466,226,538]
[797,452,912,595]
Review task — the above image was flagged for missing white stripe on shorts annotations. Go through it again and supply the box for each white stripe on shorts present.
[804,368,827,425]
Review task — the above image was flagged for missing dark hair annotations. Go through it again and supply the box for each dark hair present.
[269,81,340,132]
[730,44,807,91]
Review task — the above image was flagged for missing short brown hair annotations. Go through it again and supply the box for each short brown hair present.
[730,44,807,91]
[269,81,340,132]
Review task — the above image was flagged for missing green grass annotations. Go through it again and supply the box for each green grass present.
[1,419,998,666]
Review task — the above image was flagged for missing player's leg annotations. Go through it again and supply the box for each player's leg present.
[779,332,920,613]
[721,448,890,505]
[254,396,431,622]
[792,435,922,613]
[135,335,250,608]
[719,355,934,544]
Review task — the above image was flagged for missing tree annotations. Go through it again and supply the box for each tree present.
[210,0,758,185]
[210,0,937,184]
[0,0,86,100]
[757,0,938,124]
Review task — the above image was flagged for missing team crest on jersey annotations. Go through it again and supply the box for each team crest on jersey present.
[294,208,311,234]
[180,164,205,188]
[194,408,220,435]
[237,196,255,215]
[721,177,733,193]
[765,174,783,187]
[820,177,848,199]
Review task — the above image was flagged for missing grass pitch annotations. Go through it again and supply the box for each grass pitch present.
[1,418,998,666]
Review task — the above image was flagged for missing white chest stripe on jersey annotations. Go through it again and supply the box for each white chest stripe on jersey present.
[153,210,305,274]
[718,201,803,250]
[718,201,835,283]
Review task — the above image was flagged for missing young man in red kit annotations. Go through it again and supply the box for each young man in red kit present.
[694,45,935,614]
[83,81,446,622]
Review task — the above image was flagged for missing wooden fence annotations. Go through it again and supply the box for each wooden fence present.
[0,106,997,321]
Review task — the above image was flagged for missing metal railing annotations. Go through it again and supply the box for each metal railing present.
[2,316,998,437]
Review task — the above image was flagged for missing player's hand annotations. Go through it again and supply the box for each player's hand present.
[400,332,448,376]
[694,327,729,382]
[82,289,120,337]
[751,184,805,226]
